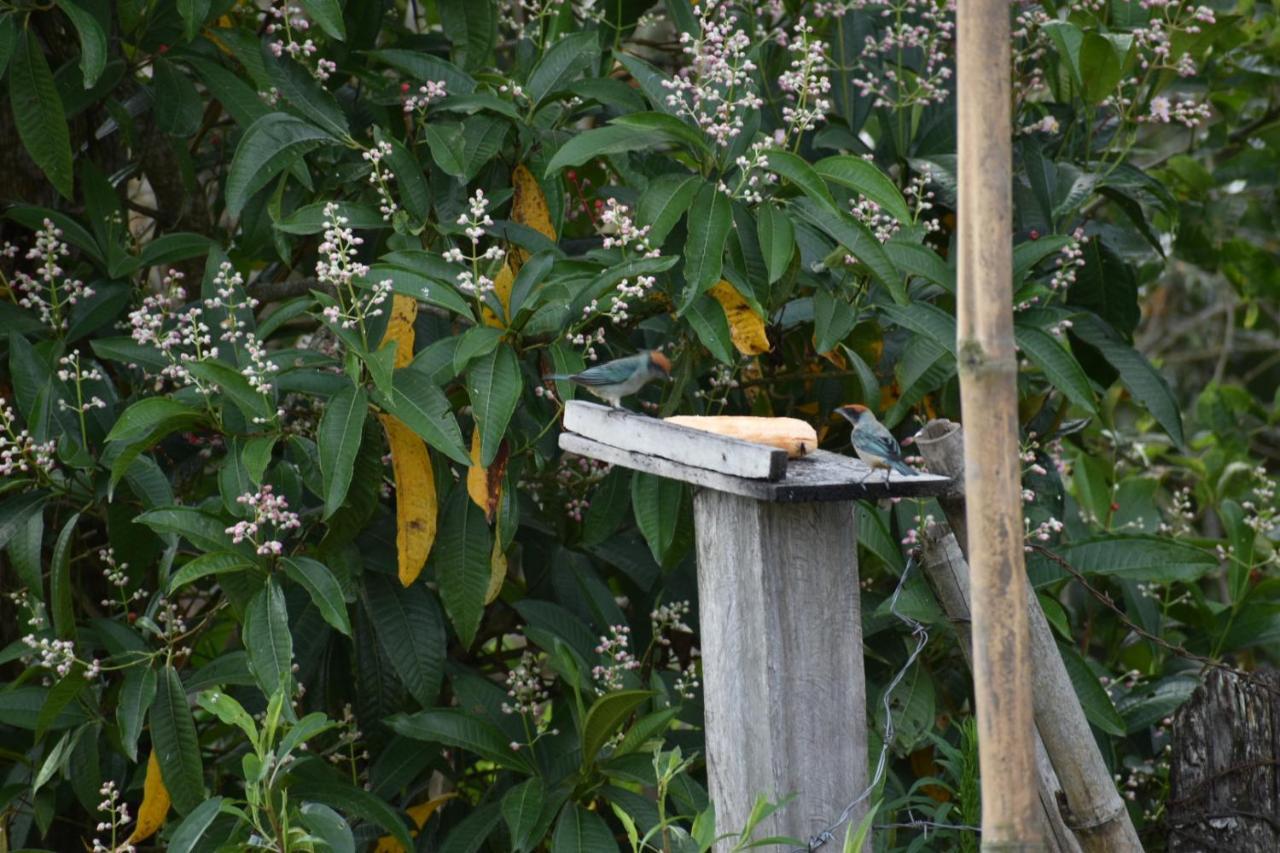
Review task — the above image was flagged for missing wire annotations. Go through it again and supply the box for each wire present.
[784,554,931,852]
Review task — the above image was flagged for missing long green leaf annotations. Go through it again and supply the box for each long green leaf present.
[1056,536,1215,583]
[9,31,73,198]
[243,579,294,698]
[167,797,225,853]
[226,113,338,216]
[284,556,351,636]
[680,184,732,310]
[49,513,80,639]
[54,0,107,88]
[387,708,532,772]
[1056,640,1126,736]
[581,690,653,767]
[551,804,620,853]
[151,665,205,814]
[380,368,470,465]
[814,155,911,222]
[363,572,446,705]
[1015,325,1098,415]
[117,665,157,762]
[526,31,596,106]
[317,382,368,519]
[467,345,522,466]
[435,489,492,648]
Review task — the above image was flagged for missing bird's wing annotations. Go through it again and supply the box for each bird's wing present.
[852,424,904,461]
[570,358,641,386]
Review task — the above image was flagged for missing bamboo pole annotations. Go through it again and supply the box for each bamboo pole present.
[916,421,1143,852]
[956,2,1040,848]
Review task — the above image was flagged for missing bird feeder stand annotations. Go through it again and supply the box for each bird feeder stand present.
[559,401,951,849]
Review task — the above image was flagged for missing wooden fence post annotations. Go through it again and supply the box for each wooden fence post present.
[558,402,952,849]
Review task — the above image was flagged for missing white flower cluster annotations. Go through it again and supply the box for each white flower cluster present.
[266,4,337,80]
[0,396,57,478]
[361,141,399,221]
[592,624,641,692]
[662,0,764,147]
[777,17,832,137]
[443,190,505,299]
[13,218,95,332]
[317,203,393,331]
[502,650,550,716]
[225,485,302,556]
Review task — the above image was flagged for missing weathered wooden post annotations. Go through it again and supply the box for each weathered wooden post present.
[559,402,951,849]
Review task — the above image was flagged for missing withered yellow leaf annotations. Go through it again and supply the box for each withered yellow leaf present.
[127,750,171,844]
[373,792,458,853]
[481,261,515,328]
[510,164,556,270]
[485,537,507,605]
[379,414,437,587]
[380,294,419,368]
[709,280,770,356]
[466,431,508,523]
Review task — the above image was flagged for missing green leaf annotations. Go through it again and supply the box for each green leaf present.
[884,241,953,291]
[1056,536,1215,583]
[436,489,492,648]
[35,665,87,742]
[632,473,682,566]
[1056,640,1126,736]
[196,689,258,742]
[49,513,79,639]
[379,369,470,466]
[284,556,351,636]
[153,57,203,136]
[177,0,212,41]
[54,0,107,88]
[263,48,350,140]
[1067,237,1139,337]
[1014,325,1097,415]
[167,552,254,592]
[0,489,49,555]
[9,30,73,198]
[879,301,957,354]
[813,289,858,354]
[243,579,294,698]
[610,111,713,159]
[756,202,795,285]
[467,345,522,466]
[135,508,234,553]
[546,124,684,175]
[1080,33,1124,105]
[502,779,546,853]
[117,665,157,762]
[371,49,476,94]
[814,155,911,223]
[0,15,15,80]
[1042,21,1084,88]
[526,31,596,106]
[1012,235,1072,281]
[226,113,339,216]
[764,149,835,208]
[362,572,446,705]
[582,690,652,767]
[551,804,620,853]
[299,802,356,853]
[276,201,387,234]
[106,397,206,443]
[637,173,700,246]
[317,382,367,519]
[437,0,495,69]
[301,0,346,39]
[289,763,415,851]
[790,198,902,301]
[680,184,732,309]
[452,326,504,375]
[151,665,205,814]
[387,708,531,772]
[167,797,225,853]
[1070,313,1183,446]
[186,359,273,420]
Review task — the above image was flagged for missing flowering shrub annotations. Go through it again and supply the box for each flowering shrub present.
[0,0,1278,851]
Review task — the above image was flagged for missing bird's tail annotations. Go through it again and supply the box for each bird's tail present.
[544,373,575,381]
[890,458,917,477]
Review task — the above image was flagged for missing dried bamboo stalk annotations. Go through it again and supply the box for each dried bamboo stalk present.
[956,1,1040,846]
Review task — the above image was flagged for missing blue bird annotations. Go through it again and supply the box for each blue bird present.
[836,404,917,481]
[550,350,672,408]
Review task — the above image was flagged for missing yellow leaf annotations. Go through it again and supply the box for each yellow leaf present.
[709,280,770,355]
[486,537,507,605]
[127,750,171,844]
[510,164,556,271]
[466,430,508,523]
[380,294,419,369]
[481,260,515,328]
[373,792,458,853]
[379,414,437,587]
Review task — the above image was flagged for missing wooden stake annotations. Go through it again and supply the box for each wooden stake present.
[956,1,1040,848]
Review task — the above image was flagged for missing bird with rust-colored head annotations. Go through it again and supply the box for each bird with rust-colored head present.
[836,404,916,479]
[550,350,671,409]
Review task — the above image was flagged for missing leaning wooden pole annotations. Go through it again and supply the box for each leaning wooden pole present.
[956,1,1040,849]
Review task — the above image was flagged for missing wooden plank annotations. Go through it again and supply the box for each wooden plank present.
[693,491,867,850]
[559,433,951,503]
[563,401,788,481]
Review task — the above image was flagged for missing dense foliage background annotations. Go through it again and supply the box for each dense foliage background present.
[1,0,1278,850]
